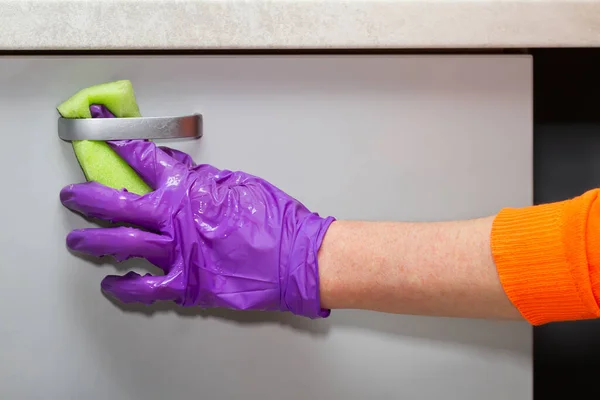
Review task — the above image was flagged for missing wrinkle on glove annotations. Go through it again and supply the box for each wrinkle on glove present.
[62,105,334,318]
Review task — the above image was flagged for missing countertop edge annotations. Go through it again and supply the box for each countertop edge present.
[1,1,599,50]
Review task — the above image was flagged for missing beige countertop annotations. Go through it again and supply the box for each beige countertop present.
[1,0,599,50]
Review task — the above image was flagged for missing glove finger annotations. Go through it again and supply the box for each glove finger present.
[101,271,177,305]
[67,227,171,269]
[60,181,162,231]
[107,140,187,189]
[159,146,196,168]
[90,104,116,119]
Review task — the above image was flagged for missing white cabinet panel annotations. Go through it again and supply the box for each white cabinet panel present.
[0,55,532,400]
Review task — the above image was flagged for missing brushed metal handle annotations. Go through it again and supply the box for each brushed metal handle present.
[58,114,203,141]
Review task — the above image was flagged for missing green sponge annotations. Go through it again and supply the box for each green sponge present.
[57,80,152,195]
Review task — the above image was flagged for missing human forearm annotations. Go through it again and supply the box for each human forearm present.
[62,137,600,324]
[317,218,522,320]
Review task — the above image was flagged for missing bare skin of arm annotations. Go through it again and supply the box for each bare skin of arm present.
[317,217,523,320]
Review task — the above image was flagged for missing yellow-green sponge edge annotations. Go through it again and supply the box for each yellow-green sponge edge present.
[57,80,152,196]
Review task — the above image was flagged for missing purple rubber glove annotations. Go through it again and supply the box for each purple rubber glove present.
[89,104,116,119]
[61,111,334,318]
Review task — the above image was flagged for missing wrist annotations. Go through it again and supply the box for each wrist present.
[317,220,346,310]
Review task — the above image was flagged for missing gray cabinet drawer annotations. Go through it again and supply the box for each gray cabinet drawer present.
[0,54,532,400]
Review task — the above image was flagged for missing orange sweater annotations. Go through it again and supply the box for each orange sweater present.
[491,188,600,325]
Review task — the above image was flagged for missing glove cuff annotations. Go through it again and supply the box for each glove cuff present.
[284,214,335,319]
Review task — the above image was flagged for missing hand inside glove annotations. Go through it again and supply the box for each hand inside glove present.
[61,139,334,319]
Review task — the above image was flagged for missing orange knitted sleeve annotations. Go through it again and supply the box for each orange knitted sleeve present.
[491,188,600,325]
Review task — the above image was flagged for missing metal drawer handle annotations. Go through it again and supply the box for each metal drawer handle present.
[58,114,203,141]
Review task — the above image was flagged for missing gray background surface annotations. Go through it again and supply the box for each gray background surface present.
[0,55,532,399]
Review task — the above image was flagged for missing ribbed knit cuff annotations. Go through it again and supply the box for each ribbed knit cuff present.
[491,192,600,325]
